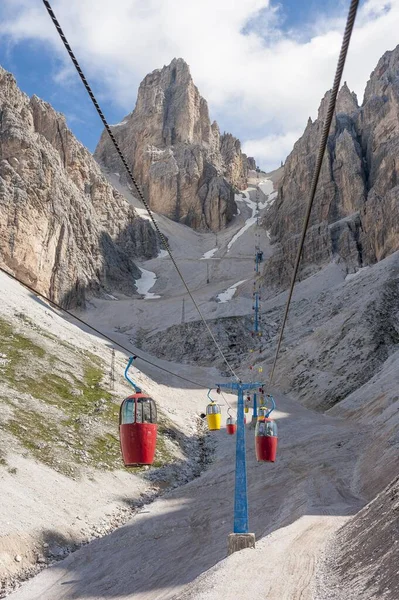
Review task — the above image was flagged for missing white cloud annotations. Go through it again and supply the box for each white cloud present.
[242,131,302,172]
[0,0,398,170]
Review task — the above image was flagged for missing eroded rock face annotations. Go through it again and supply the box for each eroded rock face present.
[95,58,247,231]
[0,67,158,308]
[219,132,247,190]
[263,46,399,290]
[318,476,399,600]
[247,156,257,171]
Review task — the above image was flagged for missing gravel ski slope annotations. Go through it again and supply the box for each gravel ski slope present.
[8,387,366,599]
[82,172,274,338]
[4,173,397,598]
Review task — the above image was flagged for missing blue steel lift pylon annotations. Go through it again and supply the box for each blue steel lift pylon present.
[253,291,260,333]
[251,392,258,425]
[252,279,261,338]
[217,380,262,555]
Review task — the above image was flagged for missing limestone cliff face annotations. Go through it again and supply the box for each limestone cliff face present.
[263,46,399,290]
[247,156,257,171]
[358,47,399,263]
[95,58,248,231]
[219,132,248,189]
[0,67,158,308]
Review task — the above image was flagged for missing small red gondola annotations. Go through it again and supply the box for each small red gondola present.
[255,417,277,462]
[255,394,278,462]
[119,357,157,466]
[226,415,236,435]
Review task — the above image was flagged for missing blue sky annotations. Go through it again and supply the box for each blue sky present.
[0,0,396,169]
[0,37,117,153]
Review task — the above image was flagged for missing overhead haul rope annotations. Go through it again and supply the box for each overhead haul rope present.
[253,182,263,340]
[269,0,360,384]
[219,390,234,413]
[0,265,207,389]
[1,265,238,414]
[248,180,264,378]
[42,0,239,382]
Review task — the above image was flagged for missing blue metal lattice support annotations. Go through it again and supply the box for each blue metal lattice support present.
[254,292,260,333]
[217,381,263,534]
[253,392,258,418]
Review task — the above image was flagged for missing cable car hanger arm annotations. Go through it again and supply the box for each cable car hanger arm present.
[124,356,142,393]
[207,388,216,403]
[265,394,276,416]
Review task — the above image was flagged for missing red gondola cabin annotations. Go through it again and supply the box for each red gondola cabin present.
[226,416,236,435]
[255,417,278,462]
[119,393,157,466]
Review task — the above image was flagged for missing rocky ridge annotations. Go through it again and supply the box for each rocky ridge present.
[95,58,248,231]
[0,67,158,308]
[316,476,399,600]
[0,271,215,594]
[140,315,272,373]
[263,46,399,290]
[246,156,257,171]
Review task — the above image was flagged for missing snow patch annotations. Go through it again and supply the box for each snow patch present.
[134,207,152,222]
[227,183,277,251]
[158,249,168,259]
[201,248,218,260]
[227,216,257,250]
[259,179,274,196]
[146,145,171,158]
[227,192,257,251]
[147,146,164,155]
[259,190,277,211]
[136,268,161,299]
[111,119,128,128]
[256,179,278,210]
[345,267,370,281]
[217,280,247,303]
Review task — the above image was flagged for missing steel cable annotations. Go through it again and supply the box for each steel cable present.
[42,0,239,382]
[269,0,360,384]
[1,264,239,413]
[0,266,208,389]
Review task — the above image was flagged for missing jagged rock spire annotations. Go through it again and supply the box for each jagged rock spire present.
[262,43,399,290]
[95,58,248,231]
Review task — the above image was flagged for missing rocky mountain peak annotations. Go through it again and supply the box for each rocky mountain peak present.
[0,66,158,308]
[95,58,248,231]
[317,82,358,122]
[317,89,331,122]
[336,82,359,115]
[364,44,399,101]
[263,45,399,291]
[134,57,211,147]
